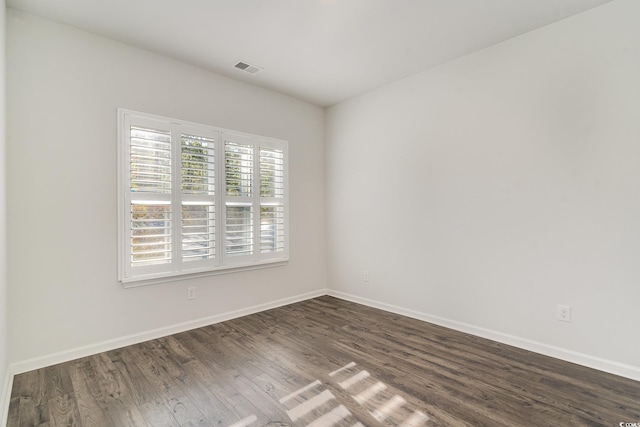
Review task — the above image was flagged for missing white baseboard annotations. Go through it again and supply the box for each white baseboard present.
[1,368,13,427]
[327,290,640,382]
[9,288,327,377]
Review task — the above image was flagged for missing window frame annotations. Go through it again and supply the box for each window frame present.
[117,109,289,286]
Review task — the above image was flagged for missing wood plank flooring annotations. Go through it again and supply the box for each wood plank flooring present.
[7,296,640,426]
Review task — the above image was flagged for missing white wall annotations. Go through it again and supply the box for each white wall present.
[0,0,9,411]
[6,10,326,365]
[326,0,640,375]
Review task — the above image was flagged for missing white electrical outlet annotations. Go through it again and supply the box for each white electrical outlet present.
[557,304,571,322]
[187,286,196,300]
[363,270,369,282]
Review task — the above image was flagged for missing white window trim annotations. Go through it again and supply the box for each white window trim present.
[117,109,289,287]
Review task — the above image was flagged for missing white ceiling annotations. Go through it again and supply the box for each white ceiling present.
[7,0,614,106]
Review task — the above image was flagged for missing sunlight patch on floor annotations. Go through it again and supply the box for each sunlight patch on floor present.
[331,361,430,427]
[371,395,406,422]
[227,414,257,427]
[338,370,370,389]
[329,361,356,377]
[306,404,352,427]
[287,389,336,421]
[279,380,322,404]
[227,361,430,426]
[354,381,387,404]
[399,410,429,427]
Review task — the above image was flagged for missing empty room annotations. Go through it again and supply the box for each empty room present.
[1,0,640,425]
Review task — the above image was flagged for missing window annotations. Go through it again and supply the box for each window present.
[118,109,288,284]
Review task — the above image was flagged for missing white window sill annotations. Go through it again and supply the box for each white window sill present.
[121,259,289,288]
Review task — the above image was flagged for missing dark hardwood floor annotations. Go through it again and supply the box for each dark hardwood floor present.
[7,296,640,426]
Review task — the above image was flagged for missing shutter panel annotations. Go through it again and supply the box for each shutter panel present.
[259,148,284,198]
[130,127,171,194]
[181,203,215,261]
[260,147,285,254]
[225,204,253,256]
[225,142,253,196]
[131,202,172,265]
[260,205,284,253]
[181,134,216,262]
[224,140,254,259]
[181,134,215,195]
[129,125,173,268]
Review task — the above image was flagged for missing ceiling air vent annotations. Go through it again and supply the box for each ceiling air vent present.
[234,61,262,74]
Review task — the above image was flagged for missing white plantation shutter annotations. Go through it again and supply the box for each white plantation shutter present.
[130,127,171,194]
[129,125,173,267]
[224,141,253,198]
[260,147,284,198]
[260,205,284,253]
[260,147,286,255]
[222,135,289,262]
[131,202,172,266]
[223,135,255,263]
[181,133,216,265]
[123,118,175,279]
[225,204,253,257]
[119,109,288,284]
[181,134,215,195]
[181,203,215,261]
